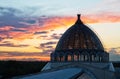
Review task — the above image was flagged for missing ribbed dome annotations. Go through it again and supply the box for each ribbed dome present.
[55,14,104,51]
[51,14,109,62]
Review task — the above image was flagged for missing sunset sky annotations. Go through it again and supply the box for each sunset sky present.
[0,0,120,61]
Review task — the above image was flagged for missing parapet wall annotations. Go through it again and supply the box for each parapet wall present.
[50,62,116,79]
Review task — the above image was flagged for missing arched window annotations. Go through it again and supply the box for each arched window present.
[85,55,88,61]
[92,55,95,61]
[74,54,78,61]
[68,54,72,61]
[81,54,84,61]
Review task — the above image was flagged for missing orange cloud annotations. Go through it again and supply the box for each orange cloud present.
[9,31,33,40]
[0,13,120,61]
[83,13,120,23]
[1,13,119,40]
[27,13,120,32]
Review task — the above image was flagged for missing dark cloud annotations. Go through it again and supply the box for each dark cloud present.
[38,47,55,55]
[0,7,26,27]
[46,46,53,48]
[0,52,49,61]
[40,35,48,38]
[40,41,56,47]
[112,47,120,50]
[109,51,120,61]
[37,16,49,26]
[60,33,63,35]
[15,44,29,47]
[35,41,56,55]
[0,51,49,61]
[109,48,117,54]
[34,31,48,35]
[0,27,28,41]
[2,41,11,43]
[0,30,9,37]
[108,47,120,61]
[51,33,62,39]
[0,30,13,40]
[51,30,54,31]
[0,7,39,28]
[25,20,36,24]
[108,47,120,54]
[0,7,21,16]
[18,58,40,61]
[42,49,54,55]
[0,33,13,40]
[0,37,4,41]
[0,52,41,56]
[11,28,27,32]
[0,43,29,47]
[0,51,51,59]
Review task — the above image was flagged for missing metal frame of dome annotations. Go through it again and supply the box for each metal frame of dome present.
[51,14,109,62]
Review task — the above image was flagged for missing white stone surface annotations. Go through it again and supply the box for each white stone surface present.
[41,62,51,71]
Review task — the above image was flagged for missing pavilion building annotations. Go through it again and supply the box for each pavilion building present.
[22,14,116,79]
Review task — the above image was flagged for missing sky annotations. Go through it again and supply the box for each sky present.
[0,0,120,61]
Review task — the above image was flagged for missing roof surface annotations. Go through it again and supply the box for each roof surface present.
[20,68,82,79]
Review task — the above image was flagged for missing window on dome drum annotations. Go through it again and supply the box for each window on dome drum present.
[67,55,71,61]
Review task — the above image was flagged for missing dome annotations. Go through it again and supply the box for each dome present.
[55,14,104,51]
[51,14,109,62]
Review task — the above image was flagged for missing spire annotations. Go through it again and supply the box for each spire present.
[75,14,83,24]
[77,14,81,20]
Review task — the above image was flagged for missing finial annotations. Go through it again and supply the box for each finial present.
[77,14,81,20]
[75,14,82,24]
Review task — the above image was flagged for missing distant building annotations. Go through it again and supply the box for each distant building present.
[21,14,116,79]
